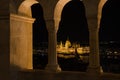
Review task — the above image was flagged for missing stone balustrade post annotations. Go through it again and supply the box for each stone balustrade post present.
[45,19,61,72]
[87,29,101,74]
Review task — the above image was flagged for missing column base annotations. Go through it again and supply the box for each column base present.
[45,64,61,72]
[87,66,103,74]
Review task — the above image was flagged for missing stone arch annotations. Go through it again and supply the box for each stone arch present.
[54,0,71,32]
[18,0,39,17]
[17,0,49,70]
[98,0,107,29]
[55,0,89,43]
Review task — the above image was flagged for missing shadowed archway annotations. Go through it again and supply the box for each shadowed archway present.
[31,3,48,49]
[31,3,48,69]
[99,0,120,43]
[99,0,120,73]
[57,0,89,45]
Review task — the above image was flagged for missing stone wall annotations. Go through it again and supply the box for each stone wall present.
[0,0,9,79]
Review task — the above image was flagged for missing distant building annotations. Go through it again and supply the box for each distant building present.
[57,39,90,54]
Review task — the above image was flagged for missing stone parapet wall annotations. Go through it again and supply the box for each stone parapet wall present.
[18,70,120,80]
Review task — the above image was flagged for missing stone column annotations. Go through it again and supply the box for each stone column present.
[85,0,103,74]
[87,0,107,74]
[45,20,61,72]
[87,28,101,74]
[10,14,35,70]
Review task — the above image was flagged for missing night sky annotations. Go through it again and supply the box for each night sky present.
[57,0,89,44]
[31,3,48,48]
[31,0,120,48]
[99,0,120,42]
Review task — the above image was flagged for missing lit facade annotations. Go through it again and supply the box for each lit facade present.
[57,39,90,54]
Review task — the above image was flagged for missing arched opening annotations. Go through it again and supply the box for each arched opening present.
[31,3,48,49]
[57,0,89,44]
[31,3,48,69]
[99,0,120,73]
[56,0,89,72]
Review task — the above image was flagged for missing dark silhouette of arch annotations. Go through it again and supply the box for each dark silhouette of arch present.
[99,0,120,43]
[57,0,89,45]
[99,0,120,73]
[31,3,48,49]
[31,3,48,69]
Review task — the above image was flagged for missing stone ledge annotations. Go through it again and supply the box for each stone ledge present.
[18,69,120,80]
[10,14,35,23]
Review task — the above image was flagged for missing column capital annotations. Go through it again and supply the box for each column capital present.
[45,19,57,33]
